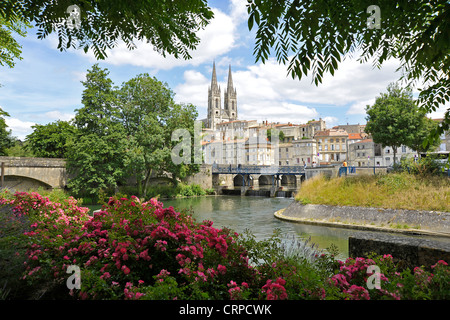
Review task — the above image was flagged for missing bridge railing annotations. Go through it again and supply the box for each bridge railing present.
[212,164,305,175]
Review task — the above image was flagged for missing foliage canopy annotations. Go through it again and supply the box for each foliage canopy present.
[247,0,450,137]
[1,0,214,60]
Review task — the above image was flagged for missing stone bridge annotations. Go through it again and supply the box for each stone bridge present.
[0,157,67,191]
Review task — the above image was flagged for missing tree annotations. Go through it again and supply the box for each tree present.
[68,67,201,199]
[365,83,432,165]
[267,129,285,143]
[0,13,30,68]
[0,107,14,155]
[25,120,77,158]
[66,131,129,199]
[67,64,128,198]
[117,74,199,196]
[73,64,120,136]
[408,117,441,155]
[247,0,450,138]
[162,103,200,186]
[1,0,213,60]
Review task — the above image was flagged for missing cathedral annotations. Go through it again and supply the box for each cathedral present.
[203,62,238,130]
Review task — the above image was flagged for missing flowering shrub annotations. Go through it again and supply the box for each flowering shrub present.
[1,191,449,300]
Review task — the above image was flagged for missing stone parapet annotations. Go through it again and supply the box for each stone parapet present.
[349,232,450,269]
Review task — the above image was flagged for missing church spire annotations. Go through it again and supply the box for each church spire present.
[211,61,218,90]
[227,64,234,91]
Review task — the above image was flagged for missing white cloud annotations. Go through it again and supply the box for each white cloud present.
[5,118,35,141]
[346,98,376,115]
[322,116,339,127]
[174,55,403,126]
[78,8,237,70]
[174,70,209,113]
[239,102,319,124]
[429,102,449,120]
[229,0,249,24]
[44,111,75,122]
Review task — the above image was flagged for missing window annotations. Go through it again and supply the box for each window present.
[402,146,406,153]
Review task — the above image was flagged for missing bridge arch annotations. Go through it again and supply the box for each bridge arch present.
[258,175,272,186]
[0,157,67,191]
[233,174,244,187]
[2,175,52,191]
[281,175,297,186]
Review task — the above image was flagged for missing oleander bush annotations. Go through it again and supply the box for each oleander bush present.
[0,191,449,300]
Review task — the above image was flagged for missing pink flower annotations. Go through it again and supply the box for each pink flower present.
[122,265,130,275]
[100,272,111,279]
[217,264,226,275]
[261,278,288,300]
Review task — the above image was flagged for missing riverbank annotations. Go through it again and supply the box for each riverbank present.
[295,173,450,212]
[275,201,450,237]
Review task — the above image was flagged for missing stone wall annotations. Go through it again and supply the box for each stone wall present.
[349,232,450,269]
[304,166,338,180]
[182,164,213,189]
[0,156,67,190]
[278,201,450,235]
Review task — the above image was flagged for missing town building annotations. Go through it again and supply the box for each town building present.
[292,138,318,166]
[314,128,348,164]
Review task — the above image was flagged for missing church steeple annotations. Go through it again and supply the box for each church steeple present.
[227,64,234,91]
[224,64,237,120]
[211,61,218,90]
[208,61,221,130]
[206,61,237,130]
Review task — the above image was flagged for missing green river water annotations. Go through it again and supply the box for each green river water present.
[88,195,450,262]
[161,195,353,260]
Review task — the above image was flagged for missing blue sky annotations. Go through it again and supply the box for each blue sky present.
[0,0,447,140]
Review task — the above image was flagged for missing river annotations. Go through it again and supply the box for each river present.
[162,195,356,260]
[87,194,450,261]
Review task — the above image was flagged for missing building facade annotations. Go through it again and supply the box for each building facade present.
[314,128,348,164]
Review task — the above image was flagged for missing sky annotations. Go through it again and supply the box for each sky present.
[0,0,448,141]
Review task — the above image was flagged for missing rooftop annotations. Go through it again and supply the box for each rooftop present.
[314,128,348,137]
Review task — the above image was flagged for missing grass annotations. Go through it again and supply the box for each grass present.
[295,173,450,212]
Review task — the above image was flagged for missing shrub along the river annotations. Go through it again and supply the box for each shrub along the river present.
[0,190,449,300]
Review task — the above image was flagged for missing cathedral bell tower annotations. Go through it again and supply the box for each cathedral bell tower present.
[207,61,221,130]
[224,64,237,121]
[207,62,237,130]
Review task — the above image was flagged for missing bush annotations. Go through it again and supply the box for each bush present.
[1,191,449,300]
[399,156,444,175]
